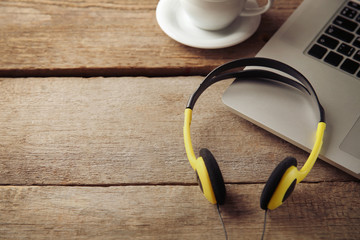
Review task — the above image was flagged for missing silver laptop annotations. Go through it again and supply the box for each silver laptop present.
[222,0,360,179]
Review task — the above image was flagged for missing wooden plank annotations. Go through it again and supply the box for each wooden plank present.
[0,77,354,185]
[0,183,359,239]
[0,0,303,77]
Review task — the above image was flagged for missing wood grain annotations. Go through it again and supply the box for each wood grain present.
[0,0,303,77]
[1,1,359,239]
[0,77,354,186]
[0,183,359,240]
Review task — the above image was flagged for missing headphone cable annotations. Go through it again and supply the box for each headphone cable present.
[261,210,268,240]
[216,204,267,240]
[216,203,228,240]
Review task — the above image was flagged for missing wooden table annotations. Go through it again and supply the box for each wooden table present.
[0,1,359,239]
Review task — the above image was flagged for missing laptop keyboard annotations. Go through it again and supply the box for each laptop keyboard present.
[307,1,360,78]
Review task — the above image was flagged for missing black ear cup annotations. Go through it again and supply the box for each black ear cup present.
[260,157,298,210]
[200,148,226,205]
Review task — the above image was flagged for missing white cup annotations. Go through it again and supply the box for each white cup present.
[180,0,274,31]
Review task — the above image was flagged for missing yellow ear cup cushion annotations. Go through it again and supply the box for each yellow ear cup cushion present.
[260,157,297,210]
[200,148,226,205]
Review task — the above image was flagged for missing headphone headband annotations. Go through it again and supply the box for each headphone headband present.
[186,57,325,122]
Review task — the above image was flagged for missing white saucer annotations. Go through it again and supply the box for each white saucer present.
[156,0,261,49]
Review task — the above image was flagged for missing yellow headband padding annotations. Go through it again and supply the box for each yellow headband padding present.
[184,109,217,204]
[184,109,197,170]
[298,122,326,182]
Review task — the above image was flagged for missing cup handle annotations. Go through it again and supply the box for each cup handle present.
[239,0,274,17]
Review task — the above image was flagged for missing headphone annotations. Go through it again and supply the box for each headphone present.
[183,57,326,210]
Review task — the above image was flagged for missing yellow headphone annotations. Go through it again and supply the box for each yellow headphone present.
[183,58,326,210]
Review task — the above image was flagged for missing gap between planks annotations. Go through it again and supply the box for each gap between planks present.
[0,180,358,188]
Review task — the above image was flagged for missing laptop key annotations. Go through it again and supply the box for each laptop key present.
[341,7,357,19]
[353,37,360,48]
[333,16,358,31]
[348,1,360,11]
[324,51,344,66]
[318,35,339,49]
[326,25,355,43]
[353,50,360,62]
[308,44,327,59]
[337,43,355,56]
[341,59,360,74]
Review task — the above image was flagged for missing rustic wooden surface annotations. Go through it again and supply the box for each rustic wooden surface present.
[1,0,300,77]
[1,183,359,240]
[0,77,359,240]
[0,0,359,239]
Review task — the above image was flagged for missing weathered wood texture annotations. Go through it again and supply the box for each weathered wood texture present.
[1,77,358,239]
[1,1,359,238]
[1,183,359,240]
[0,0,303,77]
[0,77,355,186]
